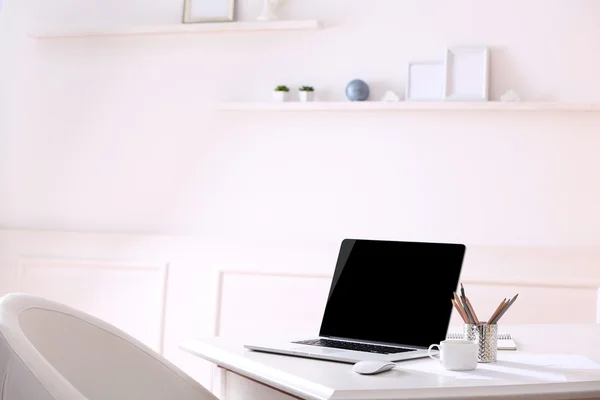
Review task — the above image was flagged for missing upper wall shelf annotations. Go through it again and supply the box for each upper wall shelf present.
[217,101,600,112]
[30,20,322,39]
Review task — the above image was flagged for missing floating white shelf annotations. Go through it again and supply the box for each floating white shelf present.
[217,101,600,112]
[31,20,322,39]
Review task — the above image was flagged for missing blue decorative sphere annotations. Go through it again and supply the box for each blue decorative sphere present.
[345,79,370,101]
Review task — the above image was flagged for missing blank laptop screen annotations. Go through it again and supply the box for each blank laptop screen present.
[319,239,466,349]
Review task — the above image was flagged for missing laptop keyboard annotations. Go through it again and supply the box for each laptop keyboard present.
[292,338,416,355]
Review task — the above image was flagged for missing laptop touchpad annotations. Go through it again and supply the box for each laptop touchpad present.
[292,347,343,355]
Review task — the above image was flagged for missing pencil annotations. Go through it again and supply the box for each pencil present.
[491,294,519,324]
[453,292,462,308]
[453,292,468,321]
[493,293,518,323]
[459,284,477,325]
[490,300,510,324]
[451,298,469,323]
[487,299,507,324]
[465,297,480,324]
[459,296,476,325]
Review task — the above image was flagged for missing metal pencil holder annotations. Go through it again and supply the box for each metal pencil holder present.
[464,323,498,363]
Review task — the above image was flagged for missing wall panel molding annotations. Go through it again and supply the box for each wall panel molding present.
[17,257,169,353]
[214,270,331,338]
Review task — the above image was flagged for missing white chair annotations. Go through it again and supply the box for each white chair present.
[0,293,218,400]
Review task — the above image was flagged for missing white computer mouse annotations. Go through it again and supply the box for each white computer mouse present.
[352,360,396,375]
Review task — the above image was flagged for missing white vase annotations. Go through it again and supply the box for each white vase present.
[257,0,279,21]
[273,91,288,102]
[299,91,314,102]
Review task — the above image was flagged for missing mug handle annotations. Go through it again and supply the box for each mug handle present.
[428,344,441,361]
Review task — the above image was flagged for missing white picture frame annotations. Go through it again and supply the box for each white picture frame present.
[183,0,235,23]
[406,61,445,101]
[443,46,489,101]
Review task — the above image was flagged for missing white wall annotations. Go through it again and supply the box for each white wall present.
[0,1,30,199]
[1,0,600,246]
[2,0,600,390]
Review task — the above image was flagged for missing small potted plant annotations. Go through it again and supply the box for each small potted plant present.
[273,85,290,102]
[299,86,315,102]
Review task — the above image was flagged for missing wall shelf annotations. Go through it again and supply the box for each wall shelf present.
[31,20,322,39]
[217,101,600,112]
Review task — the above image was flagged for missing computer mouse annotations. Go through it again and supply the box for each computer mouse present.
[352,360,396,375]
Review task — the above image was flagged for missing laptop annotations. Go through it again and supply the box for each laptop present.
[244,238,466,363]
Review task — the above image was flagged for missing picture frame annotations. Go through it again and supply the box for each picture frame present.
[183,0,235,23]
[406,61,445,101]
[443,46,489,101]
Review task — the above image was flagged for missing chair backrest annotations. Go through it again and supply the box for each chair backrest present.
[0,293,217,400]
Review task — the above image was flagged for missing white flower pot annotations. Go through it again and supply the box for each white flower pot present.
[273,91,289,102]
[299,91,315,102]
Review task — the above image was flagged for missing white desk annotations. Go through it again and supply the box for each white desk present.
[181,324,600,400]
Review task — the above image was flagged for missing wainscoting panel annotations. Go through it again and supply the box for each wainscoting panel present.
[4,230,600,394]
[453,245,600,326]
[448,282,598,326]
[215,271,331,339]
[18,257,168,352]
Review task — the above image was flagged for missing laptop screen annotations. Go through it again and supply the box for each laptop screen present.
[319,239,466,349]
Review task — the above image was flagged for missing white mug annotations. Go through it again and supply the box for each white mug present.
[428,339,478,371]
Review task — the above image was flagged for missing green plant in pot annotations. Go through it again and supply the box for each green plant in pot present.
[273,85,290,102]
[299,86,315,102]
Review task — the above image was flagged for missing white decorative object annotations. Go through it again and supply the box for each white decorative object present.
[299,91,314,102]
[258,0,281,21]
[273,90,289,102]
[406,61,445,101]
[500,89,520,102]
[183,0,235,23]
[444,46,489,101]
[381,90,400,102]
